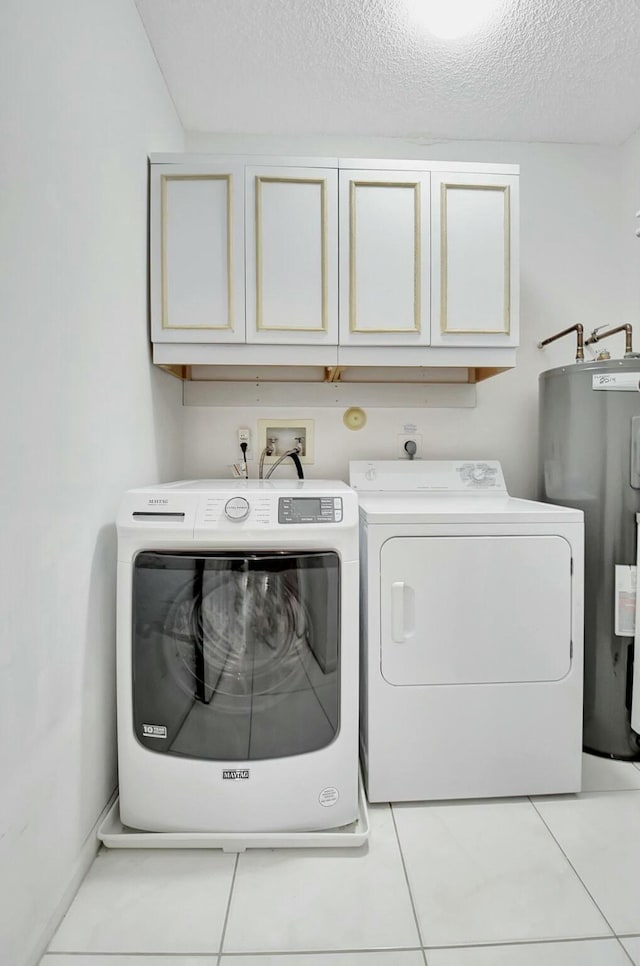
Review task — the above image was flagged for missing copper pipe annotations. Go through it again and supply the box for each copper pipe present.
[584,323,633,356]
[537,323,584,362]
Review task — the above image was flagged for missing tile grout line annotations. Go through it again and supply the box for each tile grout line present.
[389,803,429,966]
[45,939,636,960]
[527,796,636,965]
[617,935,637,963]
[43,952,226,959]
[216,852,240,966]
[42,938,636,958]
[421,934,634,951]
[215,949,426,959]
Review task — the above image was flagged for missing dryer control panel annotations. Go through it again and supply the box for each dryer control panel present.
[349,460,507,493]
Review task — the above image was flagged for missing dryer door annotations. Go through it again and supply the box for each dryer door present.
[380,535,572,685]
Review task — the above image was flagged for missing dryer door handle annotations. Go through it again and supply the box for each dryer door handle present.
[391,581,415,642]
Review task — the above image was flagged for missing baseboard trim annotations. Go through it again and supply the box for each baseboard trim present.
[24,787,118,966]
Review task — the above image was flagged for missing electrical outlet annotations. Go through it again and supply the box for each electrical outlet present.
[257,419,314,464]
[237,427,252,460]
[398,434,422,458]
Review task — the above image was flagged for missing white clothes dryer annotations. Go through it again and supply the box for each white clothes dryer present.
[116,479,359,833]
[350,460,584,803]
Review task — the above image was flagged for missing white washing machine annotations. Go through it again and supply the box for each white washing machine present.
[116,479,359,833]
[350,460,584,803]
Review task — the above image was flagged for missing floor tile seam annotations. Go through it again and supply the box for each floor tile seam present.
[529,789,640,803]
[528,796,617,938]
[42,944,428,958]
[41,951,221,958]
[613,931,640,966]
[566,788,640,797]
[389,802,428,952]
[422,934,627,951]
[217,852,240,963]
[615,935,638,965]
[39,934,640,958]
[41,956,219,961]
[219,945,427,956]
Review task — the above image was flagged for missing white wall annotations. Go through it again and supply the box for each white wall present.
[182,134,636,498]
[619,126,640,314]
[0,2,184,963]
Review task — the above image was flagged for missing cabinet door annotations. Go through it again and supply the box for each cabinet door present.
[245,166,338,345]
[150,163,245,344]
[339,171,431,347]
[430,172,519,347]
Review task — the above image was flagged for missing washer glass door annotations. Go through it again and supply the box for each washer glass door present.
[131,550,340,760]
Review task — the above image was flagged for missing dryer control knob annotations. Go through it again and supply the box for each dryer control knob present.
[224,496,250,521]
[470,465,488,481]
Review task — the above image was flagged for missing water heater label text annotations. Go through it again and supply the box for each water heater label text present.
[592,374,640,391]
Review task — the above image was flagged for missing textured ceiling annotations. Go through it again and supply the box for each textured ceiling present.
[135,0,640,144]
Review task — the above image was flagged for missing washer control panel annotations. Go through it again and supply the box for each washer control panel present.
[224,496,251,521]
[278,496,343,524]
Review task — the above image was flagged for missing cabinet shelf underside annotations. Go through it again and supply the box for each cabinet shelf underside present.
[157,363,511,385]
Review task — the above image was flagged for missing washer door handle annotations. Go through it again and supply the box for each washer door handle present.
[391,581,415,642]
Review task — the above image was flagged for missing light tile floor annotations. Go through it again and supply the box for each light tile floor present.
[41,755,640,966]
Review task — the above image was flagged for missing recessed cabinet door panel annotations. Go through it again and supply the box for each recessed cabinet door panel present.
[150,163,245,343]
[380,535,571,686]
[431,172,519,347]
[339,170,431,347]
[246,166,338,344]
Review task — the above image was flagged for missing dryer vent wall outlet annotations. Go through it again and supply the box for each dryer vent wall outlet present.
[398,434,422,458]
[257,419,315,464]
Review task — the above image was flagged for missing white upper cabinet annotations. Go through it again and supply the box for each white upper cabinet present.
[338,170,431,347]
[245,166,338,345]
[430,172,519,347]
[149,155,520,376]
[150,162,245,343]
